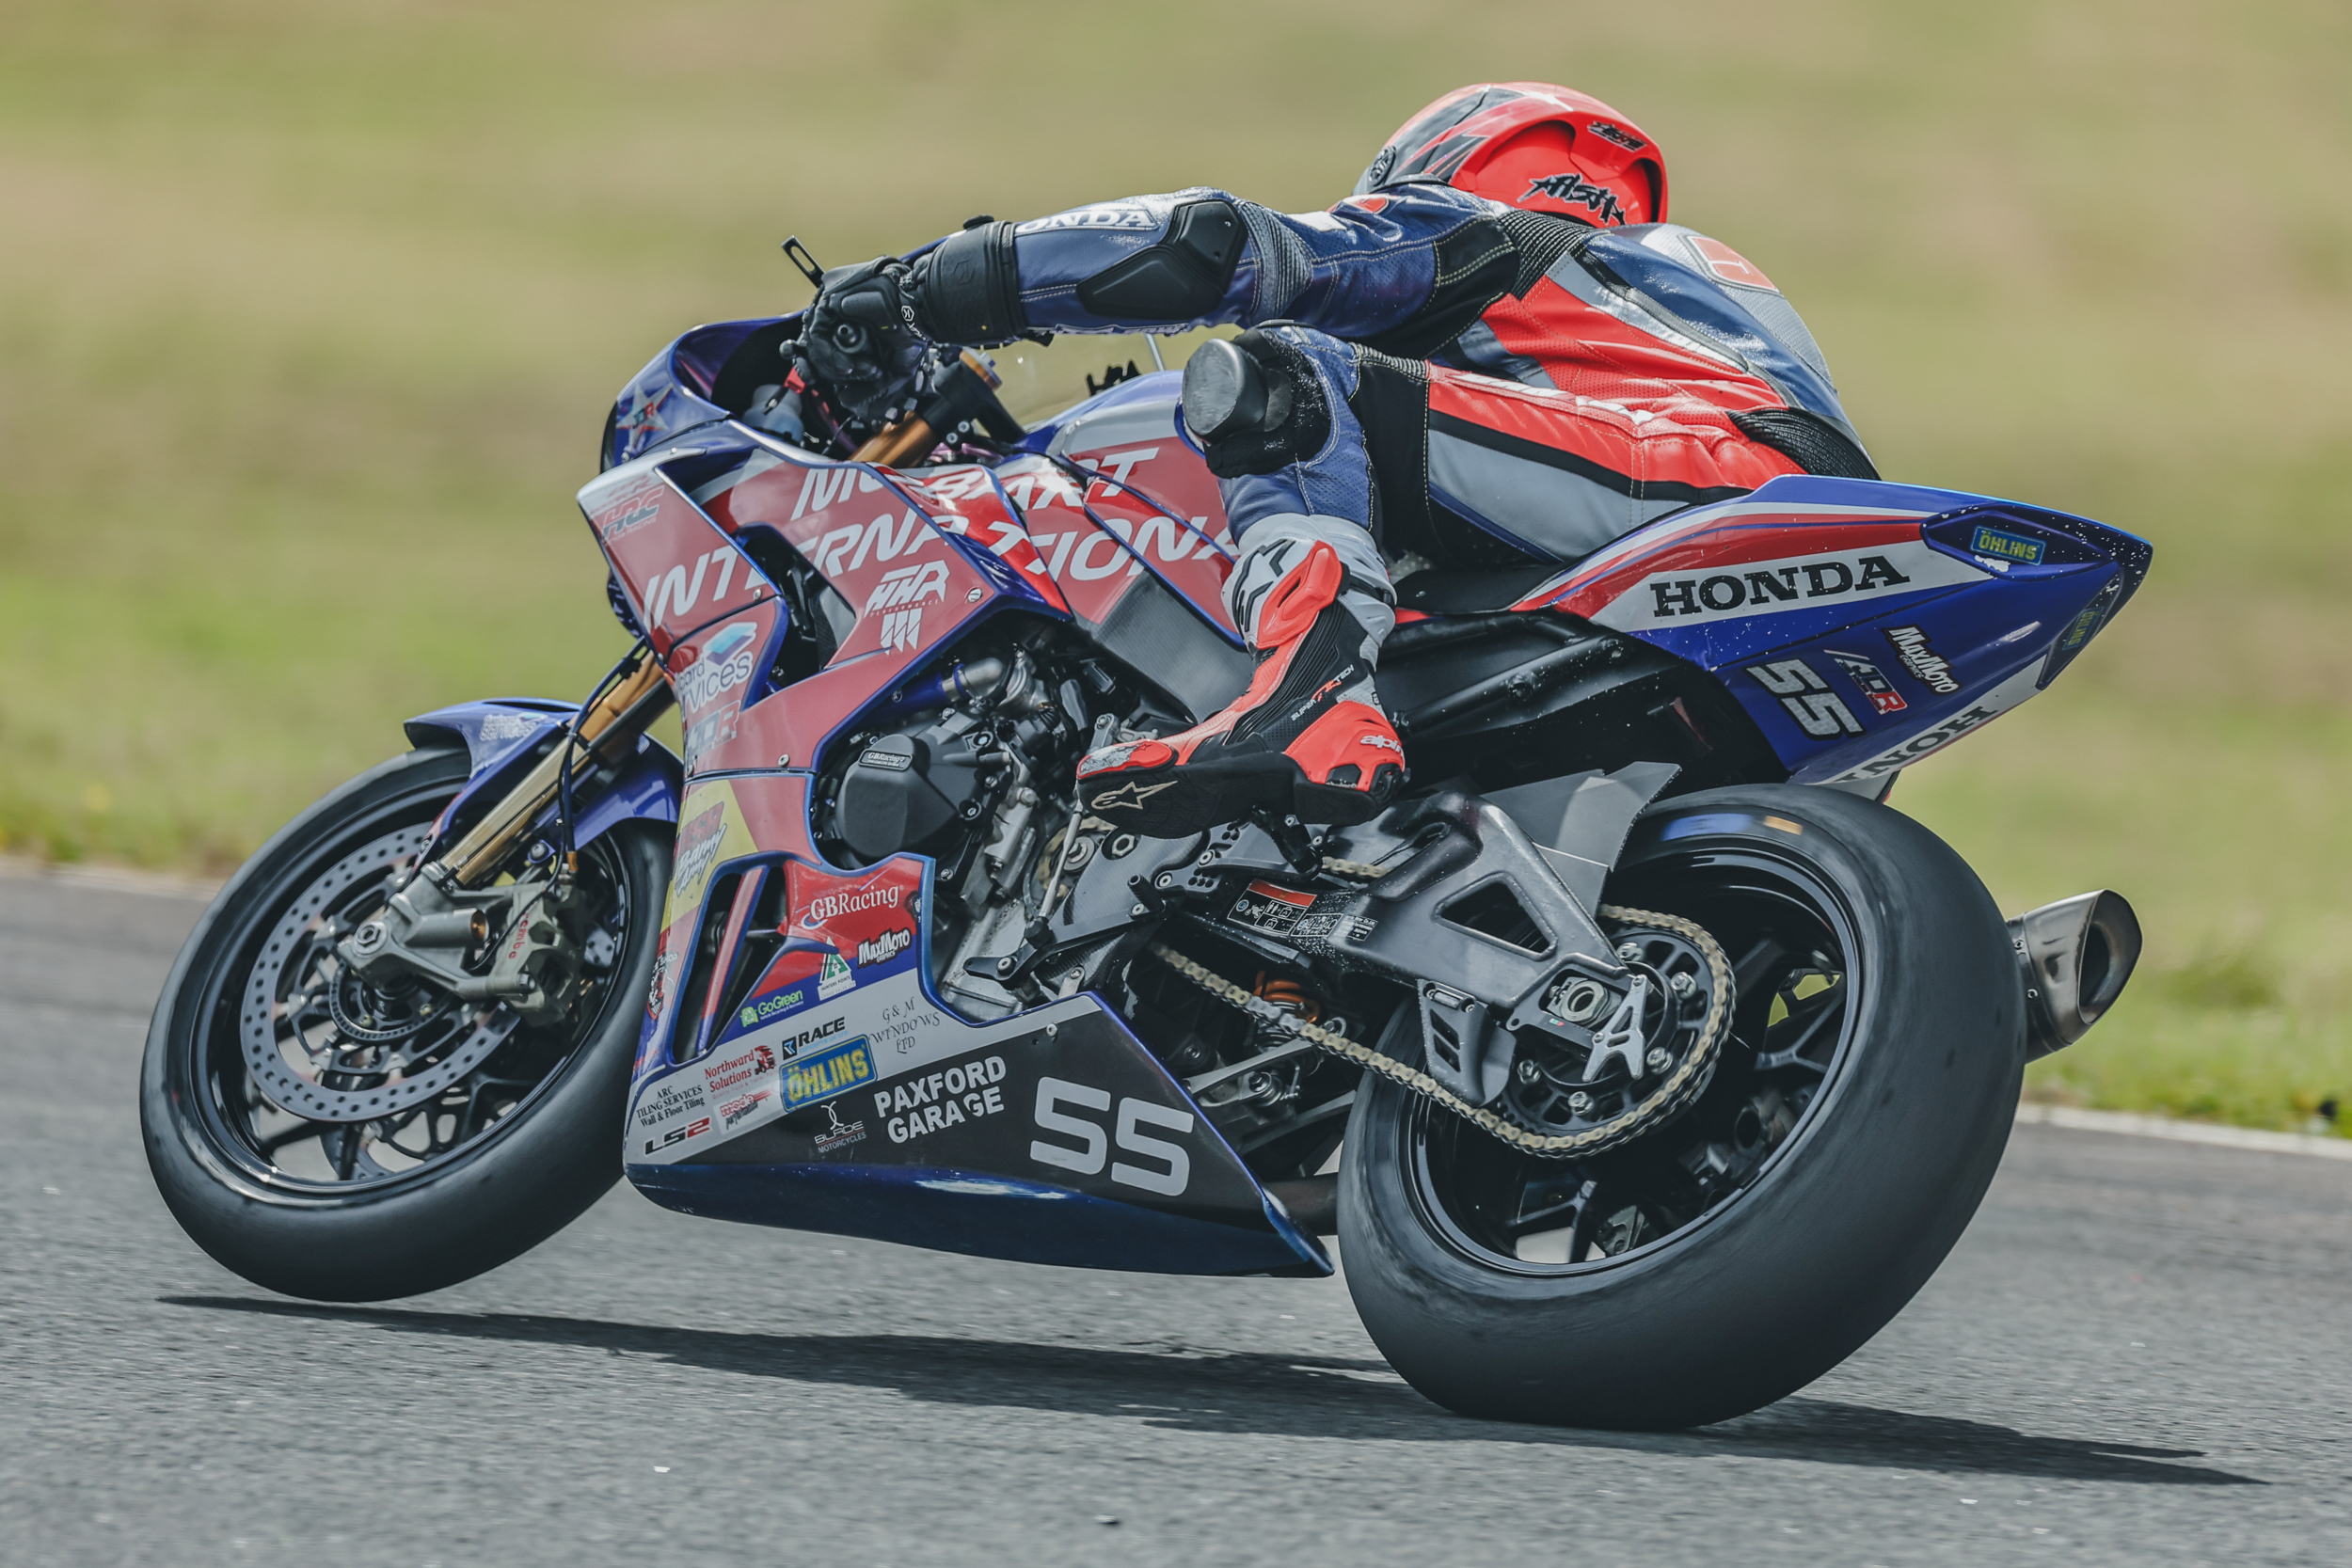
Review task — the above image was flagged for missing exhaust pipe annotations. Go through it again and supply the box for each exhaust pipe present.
[2009,890,2142,1059]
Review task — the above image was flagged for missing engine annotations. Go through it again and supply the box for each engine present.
[813,638,1164,1021]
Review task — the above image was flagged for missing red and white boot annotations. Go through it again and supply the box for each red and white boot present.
[1077,517,1404,839]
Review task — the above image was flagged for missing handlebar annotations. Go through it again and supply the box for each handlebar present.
[850,348,1026,465]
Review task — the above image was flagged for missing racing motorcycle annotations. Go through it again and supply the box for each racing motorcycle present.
[143,269,2149,1430]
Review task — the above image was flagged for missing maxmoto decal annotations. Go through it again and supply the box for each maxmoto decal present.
[1745,658,1866,738]
[1830,664,2042,782]
[788,860,923,982]
[1883,624,1962,694]
[855,927,914,967]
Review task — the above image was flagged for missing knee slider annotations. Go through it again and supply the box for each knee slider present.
[1183,328,1332,479]
[1074,198,1246,320]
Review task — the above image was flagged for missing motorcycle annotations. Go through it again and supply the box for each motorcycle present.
[143,265,2150,1430]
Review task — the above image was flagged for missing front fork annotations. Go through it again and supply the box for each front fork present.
[340,654,676,1021]
[433,655,675,887]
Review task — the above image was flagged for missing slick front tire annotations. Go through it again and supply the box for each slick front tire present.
[141,747,669,1302]
[1338,784,2023,1430]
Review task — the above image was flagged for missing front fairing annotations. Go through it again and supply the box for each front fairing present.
[607,315,804,470]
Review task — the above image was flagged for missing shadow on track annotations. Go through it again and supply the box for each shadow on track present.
[165,1295,2258,1486]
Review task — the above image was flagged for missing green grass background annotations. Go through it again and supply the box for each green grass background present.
[5,0,2349,1132]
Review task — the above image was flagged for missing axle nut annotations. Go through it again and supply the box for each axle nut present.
[1553,978,1608,1025]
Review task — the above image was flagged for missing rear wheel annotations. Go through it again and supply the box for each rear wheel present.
[141,747,668,1301]
[1339,784,2021,1430]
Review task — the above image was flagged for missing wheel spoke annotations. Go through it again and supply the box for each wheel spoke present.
[1410,847,1859,1274]
[1755,979,1844,1073]
[206,818,632,1194]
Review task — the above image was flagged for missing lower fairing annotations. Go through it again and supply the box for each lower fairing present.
[625,974,1329,1276]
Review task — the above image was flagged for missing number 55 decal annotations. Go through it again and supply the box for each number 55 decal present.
[1028,1077,1194,1196]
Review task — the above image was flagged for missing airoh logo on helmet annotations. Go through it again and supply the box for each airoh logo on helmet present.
[1525,170,1627,225]
[1584,120,1648,151]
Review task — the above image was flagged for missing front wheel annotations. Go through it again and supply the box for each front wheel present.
[1339,784,2022,1430]
[142,747,669,1301]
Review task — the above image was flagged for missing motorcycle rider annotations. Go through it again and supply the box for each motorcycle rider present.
[802,83,1874,839]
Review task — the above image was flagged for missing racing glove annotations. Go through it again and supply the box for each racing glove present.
[801,258,928,423]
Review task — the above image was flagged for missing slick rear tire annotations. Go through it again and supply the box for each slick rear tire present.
[141,747,669,1302]
[1338,784,2022,1430]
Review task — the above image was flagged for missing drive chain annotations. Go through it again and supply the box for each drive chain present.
[1146,902,1732,1160]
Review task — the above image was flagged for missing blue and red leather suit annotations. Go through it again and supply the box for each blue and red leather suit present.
[941,182,1871,567]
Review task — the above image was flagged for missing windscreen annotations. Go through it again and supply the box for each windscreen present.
[982,325,1236,426]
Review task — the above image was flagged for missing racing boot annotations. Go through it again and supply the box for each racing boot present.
[1076,516,1403,839]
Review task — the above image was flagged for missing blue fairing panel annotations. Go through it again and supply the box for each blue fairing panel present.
[405,698,681,849]
[403,698,574,775]
[1532,475,2152,784]
[630,1163,1327,1276]
[625,957,1325,1276]
[608,315,803,469]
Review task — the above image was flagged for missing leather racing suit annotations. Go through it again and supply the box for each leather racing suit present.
[881,182,1872,836]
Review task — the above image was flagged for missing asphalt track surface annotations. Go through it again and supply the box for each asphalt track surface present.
[3,873,2348,1568]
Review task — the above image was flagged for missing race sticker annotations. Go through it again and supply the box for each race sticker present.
[1227,879,1317,936]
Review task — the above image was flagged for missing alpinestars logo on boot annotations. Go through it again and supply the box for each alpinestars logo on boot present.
[1091,779,1178,813]
[1526,171,1625,225]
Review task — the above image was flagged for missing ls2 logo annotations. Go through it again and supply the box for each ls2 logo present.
[1028,1078,1194,1196]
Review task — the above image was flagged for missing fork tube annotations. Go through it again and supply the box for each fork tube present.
[436,657,675,888]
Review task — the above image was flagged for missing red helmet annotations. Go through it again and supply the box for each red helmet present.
[1356,83,1668,228]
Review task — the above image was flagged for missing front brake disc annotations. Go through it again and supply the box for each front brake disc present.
[239,825,516,1124]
